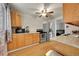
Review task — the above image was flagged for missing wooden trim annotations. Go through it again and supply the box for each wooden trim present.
[8,43,39,53]
[66,22,79,27]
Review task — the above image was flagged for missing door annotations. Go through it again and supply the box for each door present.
[11,9,21,27]
[24,34,33,46]
[7,35,17,51]
[16,34,25,48]
[15,12,21,27]
[32,33,40,43]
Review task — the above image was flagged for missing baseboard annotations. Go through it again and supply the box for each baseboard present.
[8,43,39,54]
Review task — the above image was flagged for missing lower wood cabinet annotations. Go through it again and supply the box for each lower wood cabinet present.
[24,34,33,46]
[32,33,40,43]
[16,34,25,48]
[7,33,40,51]
[7,38,17,51]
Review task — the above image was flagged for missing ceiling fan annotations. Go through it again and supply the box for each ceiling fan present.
[35,4,54,17]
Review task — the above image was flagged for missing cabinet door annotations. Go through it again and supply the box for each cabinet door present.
[11,9,16,27]
[7,40,14,51]
[16,34,25,48]
[15,12,21,27]
[24,34,33,46]
[11,9,21,27]
[32,33,40,43]
[7,39,16,51]
[7,35,17,51]
[63,3,79,26]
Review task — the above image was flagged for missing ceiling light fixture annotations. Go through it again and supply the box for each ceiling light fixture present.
[41,9,47,16]
[35,4,54,17]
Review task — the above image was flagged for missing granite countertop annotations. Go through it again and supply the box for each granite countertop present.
[51,35,79,48]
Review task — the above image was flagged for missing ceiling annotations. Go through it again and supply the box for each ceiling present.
[9,3,63,15]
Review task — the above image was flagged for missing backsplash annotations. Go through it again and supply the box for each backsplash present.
[65,24,79,34]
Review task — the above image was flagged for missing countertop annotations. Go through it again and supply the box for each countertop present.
[51,35,79,48]
[13,32,40,35]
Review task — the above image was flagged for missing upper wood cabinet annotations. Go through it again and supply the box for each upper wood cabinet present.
[11,8,21,27]
[63,3,79,26]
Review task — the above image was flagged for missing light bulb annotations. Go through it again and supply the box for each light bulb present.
[42,13,46,16]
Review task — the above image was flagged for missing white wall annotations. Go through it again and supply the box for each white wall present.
[21,3,63,33]
[21,14,46,32]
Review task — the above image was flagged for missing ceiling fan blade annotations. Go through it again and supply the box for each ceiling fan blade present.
[35,12,41,14]
[39,15,42,17]
[45,15,48,17]
[48,11,54,13]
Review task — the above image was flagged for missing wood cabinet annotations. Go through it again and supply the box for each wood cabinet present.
[32,33,40,43]
[7,34,25,51]
[24,33,40,46]
[24,34,33,46]
[7,35,17,51]
[11,9,21,27]
[15,34,25,48]
[7,33,40,51]
[63,3,79,26]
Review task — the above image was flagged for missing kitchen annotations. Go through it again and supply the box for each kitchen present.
[8,3,79,56]
[0,3,79,56]
[7,3,65,53]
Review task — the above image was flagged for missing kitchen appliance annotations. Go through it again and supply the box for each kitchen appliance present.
[43,22,50,41]
[56,30,65,36]
[16,27,25,33]
[36,22,50,42]
[36,29,47,42]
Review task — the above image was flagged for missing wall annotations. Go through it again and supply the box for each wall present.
[21,3,64,33]
[21,14,46,32]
